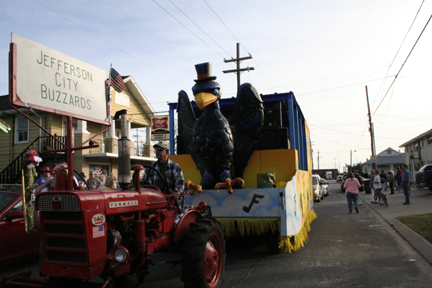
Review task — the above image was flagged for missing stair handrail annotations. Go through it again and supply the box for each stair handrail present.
[0,136,42,185]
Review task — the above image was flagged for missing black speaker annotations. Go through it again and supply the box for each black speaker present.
[257,127,288,150]
[263,102,282,127]
[176,135,187,155]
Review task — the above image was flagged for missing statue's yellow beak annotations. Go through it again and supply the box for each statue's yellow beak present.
[194,92,217,110]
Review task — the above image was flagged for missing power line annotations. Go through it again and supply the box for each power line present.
[354,122,369,151]
[372,12,432,116]
[311,134,358,148]
[32,0,187,101]
[237,44,274,90]
[266,66,389,89]
[202,0,273,89]
[372,0,425,107]
[296,76,394,96]
[202,0,239,43]
[221,74,394,98]
[152,0,226,59]
[168,0,232,57]
[309,124,368,137]
[106,0,194,65]
[377,81,397,125]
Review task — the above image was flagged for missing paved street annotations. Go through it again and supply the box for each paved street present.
[2,180,432,287]
[135,180,432,287]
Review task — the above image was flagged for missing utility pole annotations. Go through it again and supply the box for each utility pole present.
[350,150,356,172]
[317,150,320,170]
[365,86,377,169]
[223,43,254,90]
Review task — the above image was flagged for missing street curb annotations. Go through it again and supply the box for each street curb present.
[359,194,432,266]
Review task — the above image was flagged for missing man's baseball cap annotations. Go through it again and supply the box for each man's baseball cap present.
[153,142,168,150]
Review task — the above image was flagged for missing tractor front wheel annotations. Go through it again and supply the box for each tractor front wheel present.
[181,217,225,288]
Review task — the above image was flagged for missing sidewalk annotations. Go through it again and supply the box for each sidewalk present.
[359,186,432,266]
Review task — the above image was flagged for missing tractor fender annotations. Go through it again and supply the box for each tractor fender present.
[173,210,201,245]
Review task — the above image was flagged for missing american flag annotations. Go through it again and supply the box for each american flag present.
[110,68,126,93]
[93,225,105,238]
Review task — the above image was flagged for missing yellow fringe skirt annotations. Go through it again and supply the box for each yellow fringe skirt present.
[217,209,317,253]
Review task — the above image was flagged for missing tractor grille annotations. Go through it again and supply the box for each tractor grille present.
[42,211,88,264]
[38,194,81,212]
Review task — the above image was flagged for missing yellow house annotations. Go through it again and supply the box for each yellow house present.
[0,75,157,188]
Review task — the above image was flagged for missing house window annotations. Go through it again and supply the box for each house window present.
[428,136,432,145]
[115,92,130,108]
[414,143,419,152]
[15,117,29,144]
[387,149,391,155]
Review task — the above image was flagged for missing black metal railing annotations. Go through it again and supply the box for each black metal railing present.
[0,135,67,185]
[0,137,41,185]
[40,135,68,152]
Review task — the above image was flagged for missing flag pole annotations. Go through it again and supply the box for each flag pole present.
[105,64,113,127]
[107,63,112,95]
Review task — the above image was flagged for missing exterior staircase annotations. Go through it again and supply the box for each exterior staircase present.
[0,135,67,185]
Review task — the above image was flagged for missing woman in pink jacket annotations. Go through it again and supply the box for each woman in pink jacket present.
[344,172,361,213]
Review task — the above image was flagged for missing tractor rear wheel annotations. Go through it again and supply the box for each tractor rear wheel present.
[181,217,225,288]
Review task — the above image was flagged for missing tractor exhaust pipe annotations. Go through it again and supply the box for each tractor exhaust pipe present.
[114,110,131,189]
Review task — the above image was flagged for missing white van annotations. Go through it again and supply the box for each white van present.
[326,171,332,180]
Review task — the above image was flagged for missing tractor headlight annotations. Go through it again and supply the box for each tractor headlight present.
[114,247,129,263]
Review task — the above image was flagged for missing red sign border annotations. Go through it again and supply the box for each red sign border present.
[9,42,111,126]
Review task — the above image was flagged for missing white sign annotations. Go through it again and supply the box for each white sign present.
[152,133,170,141]
[91,214,106,226]
[11,33,108,123]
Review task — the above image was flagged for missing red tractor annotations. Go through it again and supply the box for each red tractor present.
[2,167,225,288]
[1,111,225,288]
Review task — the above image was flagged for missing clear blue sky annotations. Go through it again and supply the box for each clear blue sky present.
[1,0,431,170]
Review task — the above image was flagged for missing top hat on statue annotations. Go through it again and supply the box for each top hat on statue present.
[194,62,217,82]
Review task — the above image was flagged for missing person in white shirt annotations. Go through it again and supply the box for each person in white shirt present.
[371,170,381,204]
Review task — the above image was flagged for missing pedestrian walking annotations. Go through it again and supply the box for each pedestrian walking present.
[401,164,410,205]
[388,170,395,194]
[395,166,402,191]
[371,170,381,204]
[380,170,388,192]
[384,171,389,191]
[343,172,361,213]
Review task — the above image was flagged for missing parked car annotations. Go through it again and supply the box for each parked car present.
[313,174,324,202]
[336,175,344,183]
[416,164,432,191]
[0,191,41,265]
[341,173,364,193]
[320,178,329,197]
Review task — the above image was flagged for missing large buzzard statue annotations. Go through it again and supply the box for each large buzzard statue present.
[177,62,264,189]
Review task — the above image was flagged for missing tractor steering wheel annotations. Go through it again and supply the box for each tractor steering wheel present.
[142,165,168,193]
